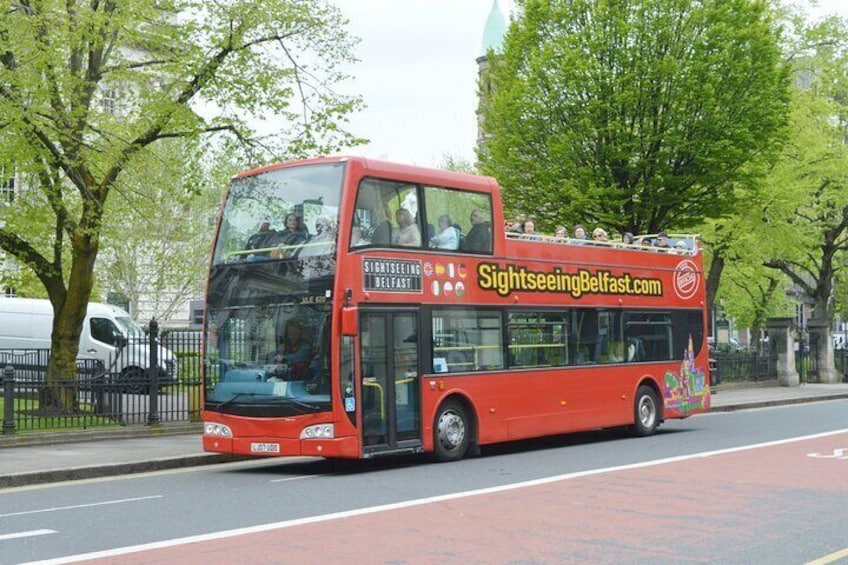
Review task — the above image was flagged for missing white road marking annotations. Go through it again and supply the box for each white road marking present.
[0,495,163,518]
[805,546,848,565]
[269,475,318,483]
[0,529,56,541]
[23,428,848,565]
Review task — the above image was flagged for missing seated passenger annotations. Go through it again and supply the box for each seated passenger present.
[245,217,278,255]
[655,231,671,249]
[430,214,460,250]
[507,213,525,235]
[572,225,588,242]
[461,209,492,253]
[393,208,421,247]
[371,204,393,246]
[554,225,568,241]
[592,227,609,243]
[621,232,635,246]
[522,219,542,241]
[277,213,308,246]
[268,213,308,258]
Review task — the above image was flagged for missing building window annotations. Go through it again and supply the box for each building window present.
[102,88,119,114]
[0,168,14,205]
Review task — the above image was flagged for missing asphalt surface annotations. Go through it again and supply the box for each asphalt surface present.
[2,381,848,489]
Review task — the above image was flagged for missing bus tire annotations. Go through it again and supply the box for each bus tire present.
[433,399,470,462]
[632,385,660,437]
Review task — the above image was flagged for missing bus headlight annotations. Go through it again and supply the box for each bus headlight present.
[300,424,334,439]
[204,422,232,437]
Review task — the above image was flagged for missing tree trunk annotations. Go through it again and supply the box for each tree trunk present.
[42,242,99,413]
[705,251,725,332]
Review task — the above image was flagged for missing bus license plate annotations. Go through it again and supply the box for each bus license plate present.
[250,442,280,453]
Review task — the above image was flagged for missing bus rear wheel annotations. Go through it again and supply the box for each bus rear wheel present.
[433,399,470,462]
[632,385,660,437]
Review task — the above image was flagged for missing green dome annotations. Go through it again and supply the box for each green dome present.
[480,0,507,57]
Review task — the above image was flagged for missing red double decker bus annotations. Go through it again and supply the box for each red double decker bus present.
[201,156,710,461]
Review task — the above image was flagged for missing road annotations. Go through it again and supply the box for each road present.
[2,400,847,564]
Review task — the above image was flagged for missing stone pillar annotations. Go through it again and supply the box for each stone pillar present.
[766,317,799,387]
[807,320,840,383]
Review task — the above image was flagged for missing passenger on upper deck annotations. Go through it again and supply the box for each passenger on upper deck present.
[394,208,421,247]
[592,227,609,243]
[245,217,278,254]
[572,225,588,242]
[554,225,568,240]
[278,213,308,246]
[461,209,492,253]
[522,219,542,241]
[430,214,460,250]
[656,231,671,250]
[370,204,393,246]
[507,213,525,234]
[621,232,635,245]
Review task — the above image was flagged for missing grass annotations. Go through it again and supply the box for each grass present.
[0,397,121,432]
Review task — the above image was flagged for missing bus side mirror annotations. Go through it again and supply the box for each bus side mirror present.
[341,307,358,336]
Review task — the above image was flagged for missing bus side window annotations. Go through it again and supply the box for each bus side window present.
[423,185,493,254]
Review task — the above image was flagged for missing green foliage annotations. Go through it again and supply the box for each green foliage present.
[98,139,238,320]
[479,0,790,235]
[708,7,848,332]
[0,0,364,407]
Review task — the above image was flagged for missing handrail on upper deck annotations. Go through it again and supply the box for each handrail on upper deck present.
[504,231,701,254]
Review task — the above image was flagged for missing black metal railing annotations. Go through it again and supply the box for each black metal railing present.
[710,350,771,385]
[1,323,203,435]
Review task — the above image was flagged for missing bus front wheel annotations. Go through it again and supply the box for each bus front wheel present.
[433,399,470,462]
[632,385,660,437]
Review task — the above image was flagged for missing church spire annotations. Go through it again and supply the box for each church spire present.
[476,0,508,159]
[479,0,507,59]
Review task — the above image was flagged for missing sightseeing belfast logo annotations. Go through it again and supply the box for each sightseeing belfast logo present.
[673,259,701,300]
[477,263,663,299]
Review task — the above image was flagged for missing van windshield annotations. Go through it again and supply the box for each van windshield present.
[115,317,145,338]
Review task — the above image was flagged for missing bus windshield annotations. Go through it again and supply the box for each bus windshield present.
[204,302,332,417]
[213,162,344,266]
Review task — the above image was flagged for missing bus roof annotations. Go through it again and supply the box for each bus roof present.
[232,155,498,194]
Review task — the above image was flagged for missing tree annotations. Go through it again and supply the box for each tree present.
[97,138,230,322]
[759,84,848,382]
[478,0,790,235]
[708,11,848,381]
[0,0,363,411]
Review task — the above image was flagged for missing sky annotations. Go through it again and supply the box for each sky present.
[334,0,848,168]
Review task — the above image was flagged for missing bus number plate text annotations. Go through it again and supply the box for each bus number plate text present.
[251,442,281,453]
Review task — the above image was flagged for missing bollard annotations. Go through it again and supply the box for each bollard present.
[147,318,160,425]
[3,365,15,434]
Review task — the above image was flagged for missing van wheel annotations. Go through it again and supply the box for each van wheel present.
[433,399,470,462]
[632,385,660,437]
[121,367,148,394]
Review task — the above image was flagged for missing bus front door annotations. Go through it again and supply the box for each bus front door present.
[359,310,422,455]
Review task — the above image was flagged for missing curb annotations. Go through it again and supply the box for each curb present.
[0,453,245,490]
[709,393,848,413]
[0,422,202,449]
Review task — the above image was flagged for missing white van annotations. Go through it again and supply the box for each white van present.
[0,297,177,391]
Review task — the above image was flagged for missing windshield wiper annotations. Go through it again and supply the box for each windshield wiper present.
[266,396,323,413]
[218,392,276,409]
